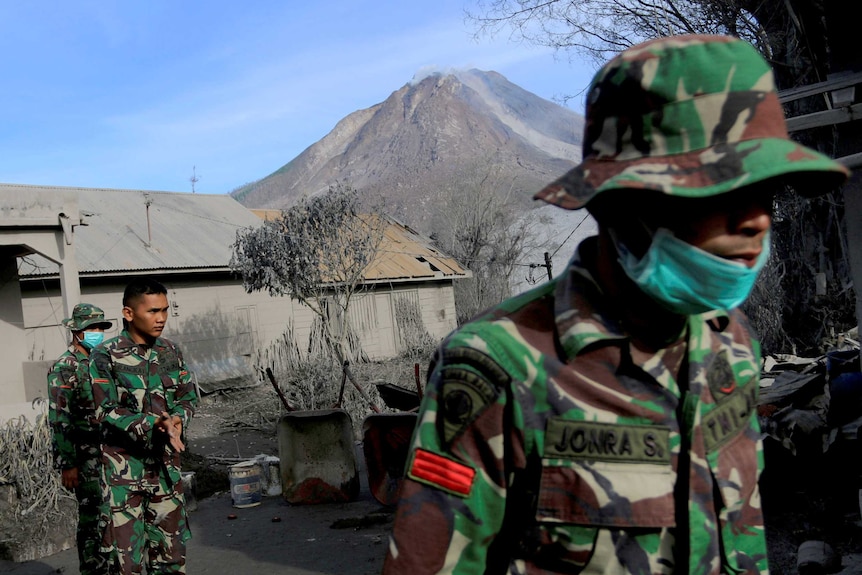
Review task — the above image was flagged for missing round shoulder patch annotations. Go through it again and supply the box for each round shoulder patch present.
[438,365,499,445]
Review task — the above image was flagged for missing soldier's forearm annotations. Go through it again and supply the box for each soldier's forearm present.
[102,409,162,448]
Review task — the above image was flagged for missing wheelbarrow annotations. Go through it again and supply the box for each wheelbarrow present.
[277,408,360,504]
[268,366,364,505]
[374,382,421,411]
[361,412,417,506]
[361,363,424,505]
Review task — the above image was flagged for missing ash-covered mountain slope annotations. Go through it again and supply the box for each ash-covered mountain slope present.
[231,69,584,229]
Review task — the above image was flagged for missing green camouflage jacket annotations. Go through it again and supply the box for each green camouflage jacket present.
[90,331,196,482]
[47,345,98,470]
[384,239,768,575]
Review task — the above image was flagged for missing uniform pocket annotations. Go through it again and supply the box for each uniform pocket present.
[525,460,676,571]
[112,363,147,408]
[540,418,677,528]
[537,460,676,528]
[706,431,759,515]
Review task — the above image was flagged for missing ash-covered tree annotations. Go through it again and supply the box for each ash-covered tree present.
[469,1,841,124]
[468,0,857,354]
[229,182,387,364]
[468,0,826,81]
[431,159,557,324]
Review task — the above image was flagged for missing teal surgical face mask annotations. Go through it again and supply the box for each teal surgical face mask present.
[613,227,770,315]
[80,331,105,350]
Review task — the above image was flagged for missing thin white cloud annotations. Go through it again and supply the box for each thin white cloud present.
[0,1,591,193]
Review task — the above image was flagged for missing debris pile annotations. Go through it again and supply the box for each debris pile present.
[0,402,77,561]
[759,328,862,458]
[758,328,862,574]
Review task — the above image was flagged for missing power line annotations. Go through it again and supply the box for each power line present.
[549,212,592,260]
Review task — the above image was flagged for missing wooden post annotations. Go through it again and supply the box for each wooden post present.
[265,368,294,412]
[343,361,381,413]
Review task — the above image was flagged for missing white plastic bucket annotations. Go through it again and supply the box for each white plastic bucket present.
[255,454,282,497]
[229,460,262,508]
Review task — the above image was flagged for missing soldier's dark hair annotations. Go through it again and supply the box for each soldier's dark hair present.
[123,277,168,307]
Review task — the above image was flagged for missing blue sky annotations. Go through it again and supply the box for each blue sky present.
[0,1,595,194]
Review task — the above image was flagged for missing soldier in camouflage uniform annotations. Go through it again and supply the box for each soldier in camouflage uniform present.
[48,303,113,575]
[383,35,850,574]
[90,278,196,575]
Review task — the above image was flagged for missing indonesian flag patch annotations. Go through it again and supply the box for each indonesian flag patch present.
[408,448,476,497]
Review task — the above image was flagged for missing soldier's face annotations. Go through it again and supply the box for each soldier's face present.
[601,186,774,268]
[660,187,774,269]
[123,293,169,344]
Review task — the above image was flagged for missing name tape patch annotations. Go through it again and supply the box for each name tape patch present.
[544,419,671,464]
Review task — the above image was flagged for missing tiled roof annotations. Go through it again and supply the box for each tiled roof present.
[249,209,469,281]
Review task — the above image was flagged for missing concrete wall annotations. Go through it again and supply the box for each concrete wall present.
[16,276,460,412]
[346,283,458,361]
[21,277,300,394]
[0,188,80,421]
[0,256,31,422]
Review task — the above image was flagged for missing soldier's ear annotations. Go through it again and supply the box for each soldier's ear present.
[122,306,134,322]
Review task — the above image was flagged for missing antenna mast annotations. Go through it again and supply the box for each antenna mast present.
[190,166,201,193]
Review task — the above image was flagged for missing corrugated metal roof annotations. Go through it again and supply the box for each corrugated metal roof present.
[9,183,262,277]
[249,209,469,281]
[9,184,469,282]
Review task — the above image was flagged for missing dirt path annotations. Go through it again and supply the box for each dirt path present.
[1,391,394,575]
[7,388,862,574]
[1,443,392,575]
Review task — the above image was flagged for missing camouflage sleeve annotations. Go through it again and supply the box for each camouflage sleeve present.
[168,344,196,428]
[77,357,96,422]
[383,344,525,574]
[47,361,77,469]
[89,348,160,449]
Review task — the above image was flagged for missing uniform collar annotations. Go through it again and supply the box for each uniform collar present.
[118,329,163,352]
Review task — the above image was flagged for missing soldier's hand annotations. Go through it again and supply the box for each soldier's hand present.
[61,467,80,490]
[171,415,183,437]
[156,412,185,453]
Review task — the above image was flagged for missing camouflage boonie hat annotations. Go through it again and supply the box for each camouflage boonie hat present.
[535,34,849,210]
[62,303,112,331]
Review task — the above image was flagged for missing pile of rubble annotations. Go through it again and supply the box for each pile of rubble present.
[758,328,862,574]
[759,328,861,460]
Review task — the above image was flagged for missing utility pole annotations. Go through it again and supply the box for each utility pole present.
[543,251,553,280]
[527,252,554,284]
[190,166,200,193]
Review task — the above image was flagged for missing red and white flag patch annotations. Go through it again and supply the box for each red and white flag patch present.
[408,448,475,497]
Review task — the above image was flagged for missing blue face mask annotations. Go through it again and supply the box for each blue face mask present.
[614,227,770,315]
[80,331,105,350]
